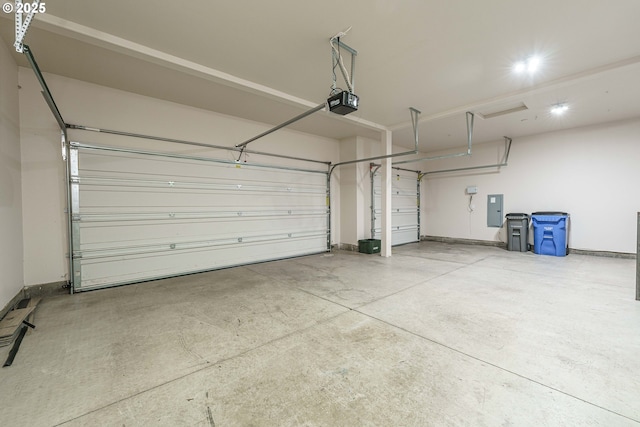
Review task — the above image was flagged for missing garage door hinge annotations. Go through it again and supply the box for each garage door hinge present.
[70,177,80,184]
[73,252,83,259]
[72,214,82,221]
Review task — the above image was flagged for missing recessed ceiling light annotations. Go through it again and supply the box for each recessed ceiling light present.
[514,56,541,74]
[527,56,540,73]
[550,103,569,115]
[514,61,526,73]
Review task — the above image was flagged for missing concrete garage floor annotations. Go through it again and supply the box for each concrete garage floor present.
[1,242,639,426]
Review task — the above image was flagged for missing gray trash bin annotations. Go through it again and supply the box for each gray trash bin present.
[505,213,529,252]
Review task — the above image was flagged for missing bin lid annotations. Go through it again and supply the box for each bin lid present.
[505,213,529,218]
[532,211,568,216]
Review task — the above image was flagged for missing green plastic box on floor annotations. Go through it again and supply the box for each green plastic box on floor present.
[358,239,381,254]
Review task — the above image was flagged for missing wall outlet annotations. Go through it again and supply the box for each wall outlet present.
[466,186,478,194]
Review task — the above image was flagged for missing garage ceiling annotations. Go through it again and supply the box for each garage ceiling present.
[1,0,639,150]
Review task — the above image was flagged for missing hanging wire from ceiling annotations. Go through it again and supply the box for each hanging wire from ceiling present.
[330,27,354,94]
[330,43,342,95]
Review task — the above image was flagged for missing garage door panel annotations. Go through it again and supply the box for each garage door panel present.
[79,152,323,187]
[79,178,325,205]
[79,191,324,210]
[77,207,327,219]
[78,236,327,290]
[392,193,417,205]
[391,211,418,227]
[78,230,327,260]
[78,178,327,195]
[391,228,420,246]
[70,144,329,291]
[79,216,327,246]
[372,169,420,246]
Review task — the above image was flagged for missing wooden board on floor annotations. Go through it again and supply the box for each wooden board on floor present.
[0,307,35,347]
[27,298,41,308]
[25,298,41,336]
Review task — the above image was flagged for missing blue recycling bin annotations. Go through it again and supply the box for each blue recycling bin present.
[531,212,569,256]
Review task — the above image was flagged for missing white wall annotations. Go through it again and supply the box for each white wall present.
[338,137,359,246]
[19,68,342,286]
[419,118,640,253]
[0,41,24,309]
[337,136,380,246]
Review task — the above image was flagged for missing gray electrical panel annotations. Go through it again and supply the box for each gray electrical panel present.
[487,194,503,227]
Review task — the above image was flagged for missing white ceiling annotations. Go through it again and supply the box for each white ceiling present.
[1,0,639,150]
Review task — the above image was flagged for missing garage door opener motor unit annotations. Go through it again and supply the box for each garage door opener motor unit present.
[235,28,359,153]
[328,27,358,115]
[328,91,359,115]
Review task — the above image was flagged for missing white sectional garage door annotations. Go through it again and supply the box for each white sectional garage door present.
[69,142,329,292]
[372,168,420,246]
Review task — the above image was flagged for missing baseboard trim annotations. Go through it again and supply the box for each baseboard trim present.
[24,281,69,299]
[1,280,69,319]
[421,236,636,259]
[337,243,359,252]
[0,281,67,338]
[568,248,636,259]
[421,235,507,249]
